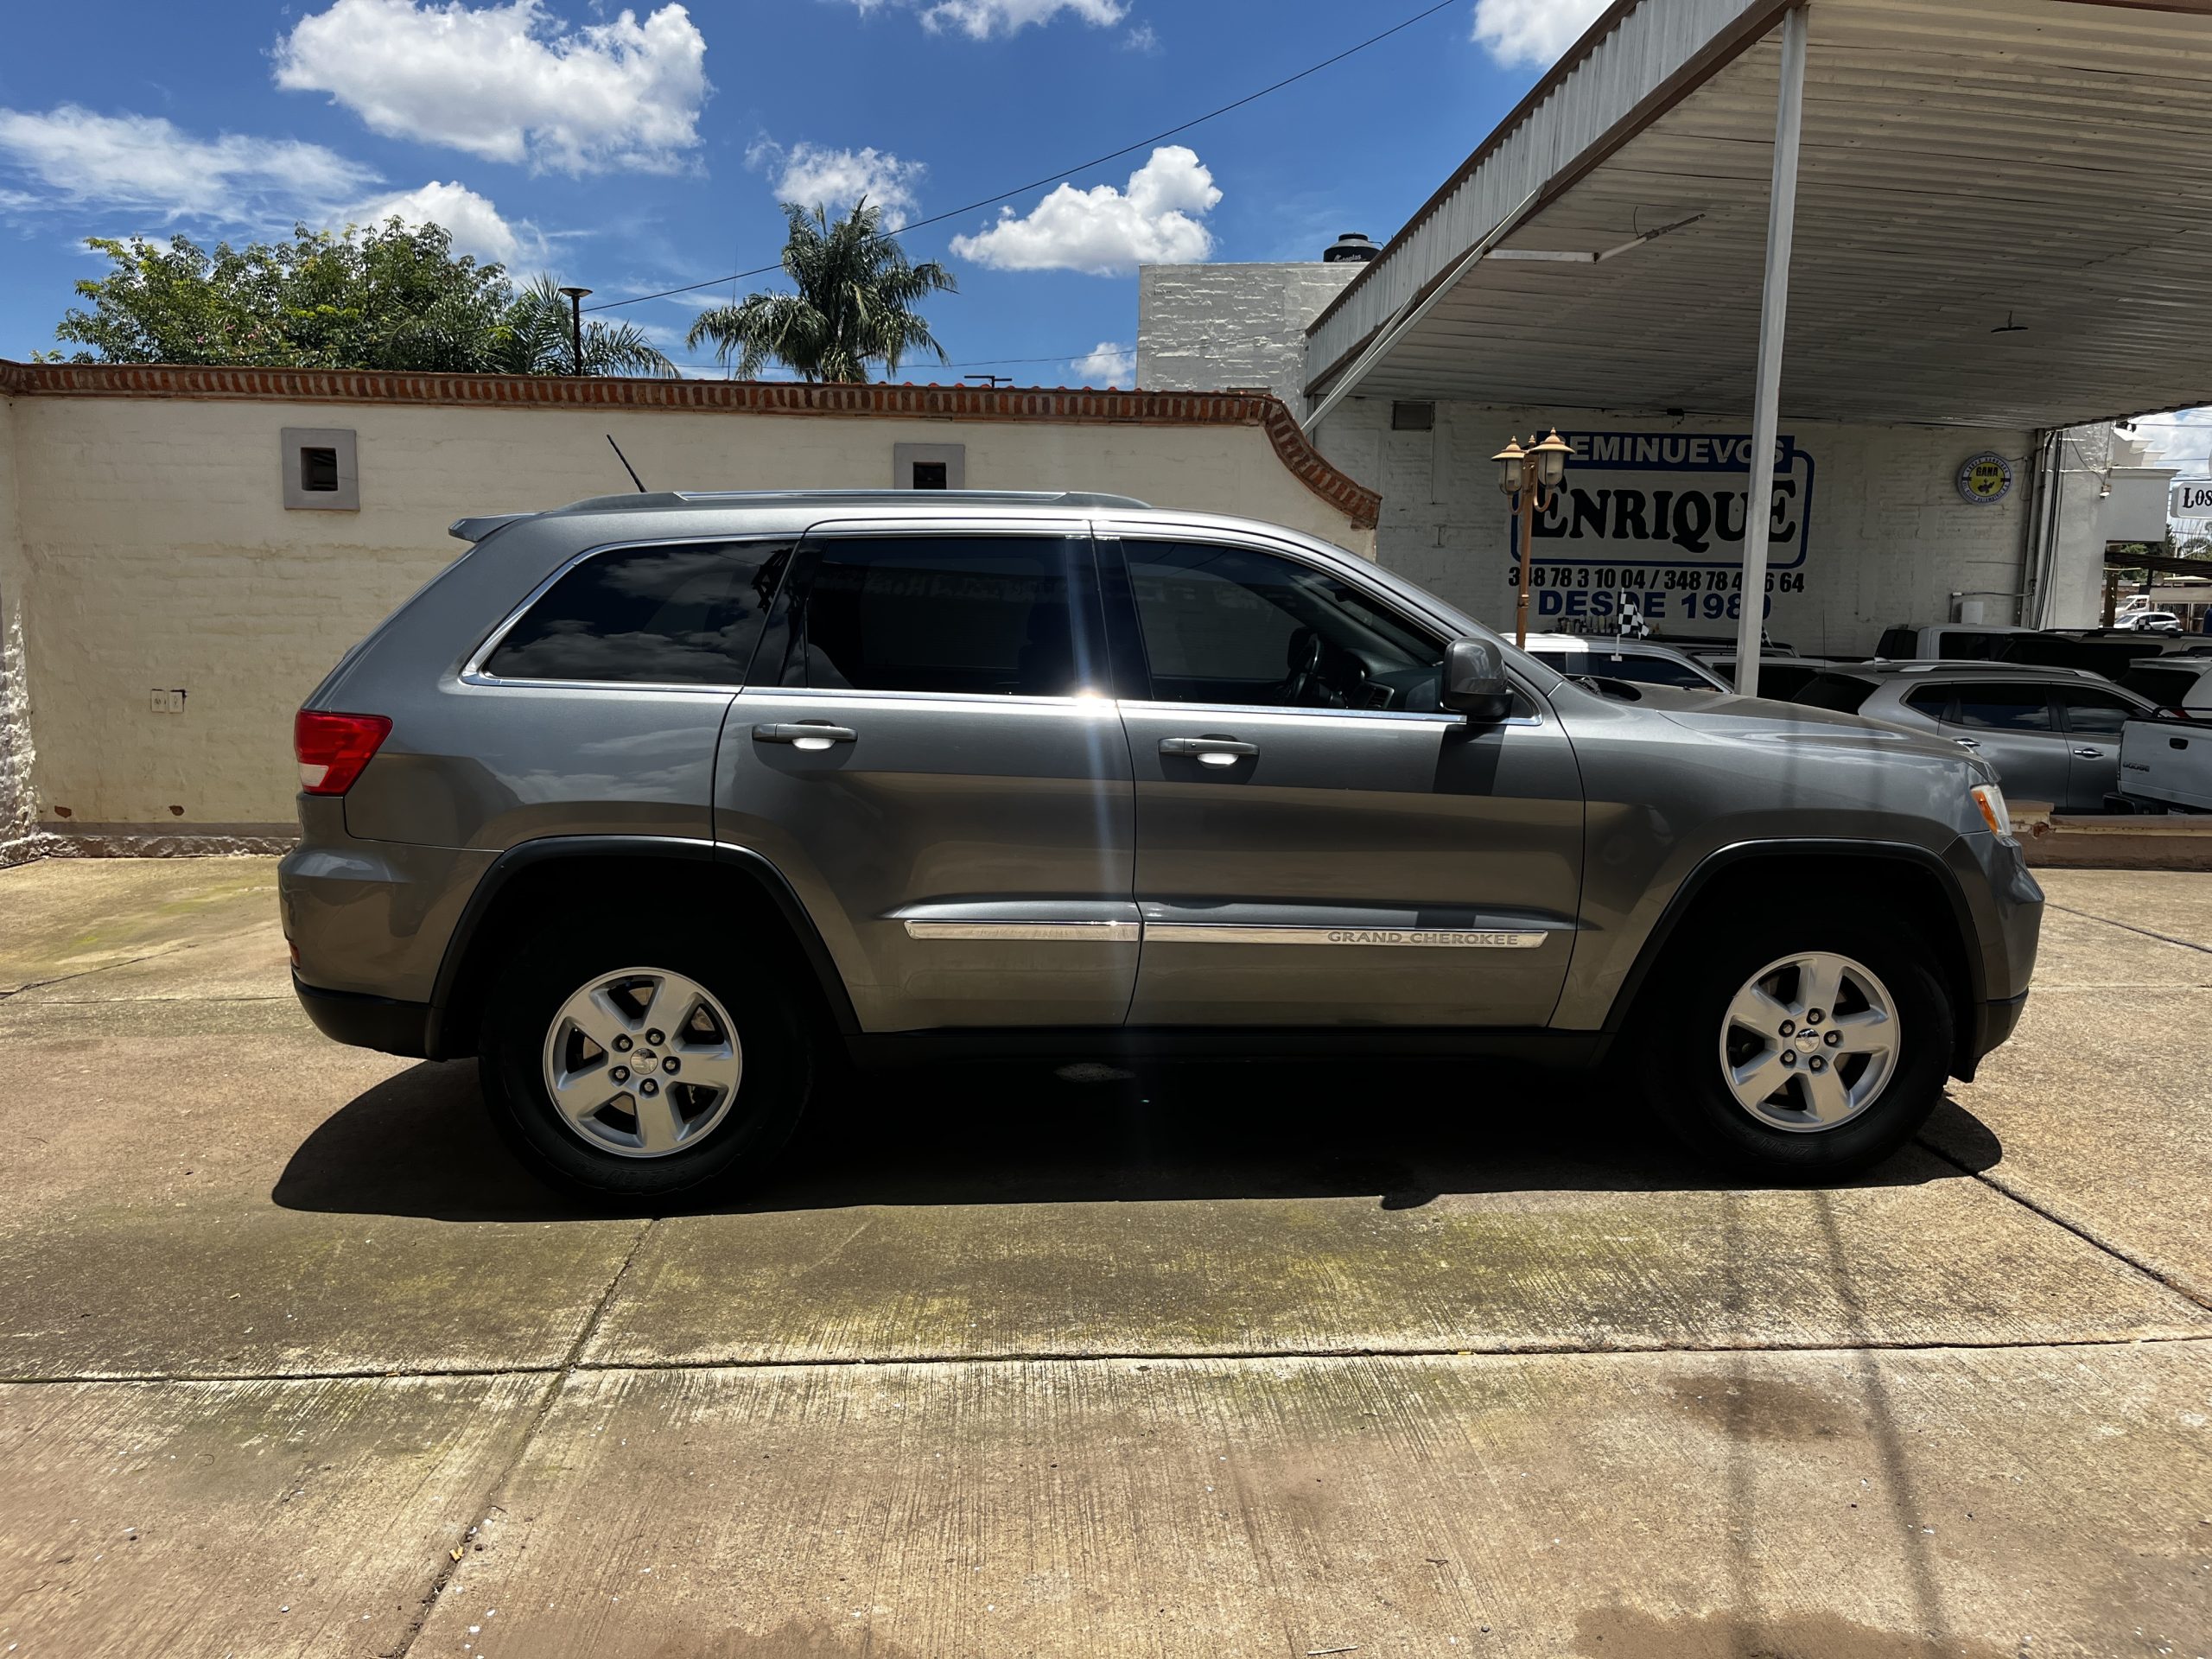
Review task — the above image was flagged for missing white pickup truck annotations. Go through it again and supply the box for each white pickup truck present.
[2119,717,2212,811]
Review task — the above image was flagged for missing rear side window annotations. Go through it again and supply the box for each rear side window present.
[785,535,1090,696]
[1875,627,1917,658]
[1947,683,2053,731]
[483,540,785,684]
[2121,663,2199,707]
[2053,685,2142,735]
[1789,674,1878,713]
[1938,632,2006,661]
[1903,686,1953,720]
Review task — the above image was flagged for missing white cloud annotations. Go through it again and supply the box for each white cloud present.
[348,179,537,264]
[274,0,709,175]
[1071,341,1134,388]
[1470,0,1607,68]
[0,105,378,223]
[2136,409,2212,475]
[838,0,1126,39]
[951,145,1219,276]
[747,138,925,228]
[1122,22,1160,52]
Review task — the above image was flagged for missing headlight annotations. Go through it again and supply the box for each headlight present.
[1971,782,2013,841]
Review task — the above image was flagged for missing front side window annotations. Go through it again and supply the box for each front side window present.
[483,540,784,684]
[1123,540,1446,711]
[1947,683,2053,732]
[785,535,1091,697]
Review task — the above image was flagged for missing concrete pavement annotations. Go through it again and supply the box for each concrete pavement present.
[0,856,2207,1657]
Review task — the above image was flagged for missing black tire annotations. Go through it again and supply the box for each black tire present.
[479,919,815,1203]
[1640,910,1954,1179]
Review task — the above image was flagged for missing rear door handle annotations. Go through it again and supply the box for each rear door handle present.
[754,721,856,750]
[1160,735,1257,768]
[2073,747,2103,759]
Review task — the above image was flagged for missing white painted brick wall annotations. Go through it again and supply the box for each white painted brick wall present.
[1310,397,2111,654]
[1138,264,1361,395]
[4,395,1372,830]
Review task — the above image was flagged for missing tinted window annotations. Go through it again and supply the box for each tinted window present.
[2121,663,2201,707]
[484,541,781,684]
[787,536,1088,696]
[2054,685,2142,735]
[1789,674,1878,713]
[1746,663,1823,699]
[1543,649,1717,691]
[1903,686,1953,720]
[1876,628,1917,659]
[1938,631,2011,661]
[1948,683,2052,731]
[1123,540,1445,710]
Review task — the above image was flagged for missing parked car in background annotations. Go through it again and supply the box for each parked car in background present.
[278,489,2041,1196]
[1779,663,2155,810]
[1873,624,2036,661]
[1519,633,1730,693]
[1705,656,1860,700]
[2115,610,2183,632]
[2118,653,2212,715]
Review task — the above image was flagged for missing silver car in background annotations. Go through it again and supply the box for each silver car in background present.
[1519,633,1730,693]
[1778,662,2155,811]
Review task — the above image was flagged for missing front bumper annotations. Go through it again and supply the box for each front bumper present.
[292,973,432,1058]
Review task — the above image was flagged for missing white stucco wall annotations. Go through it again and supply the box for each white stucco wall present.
[0,393,35,861]
[1306,397,2127,654]
[1138,264,1361,396]
[3,389,1373,835]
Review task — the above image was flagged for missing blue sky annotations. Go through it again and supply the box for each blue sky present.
[0,0,1607,386]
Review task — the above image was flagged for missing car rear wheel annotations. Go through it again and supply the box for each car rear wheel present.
[480,924,813,1201]
[1643,913,1952,1178]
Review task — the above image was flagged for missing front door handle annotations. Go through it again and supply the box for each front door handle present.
[2073,747,2103,759]
[754,721,857,751]
[1160,735,1257,768]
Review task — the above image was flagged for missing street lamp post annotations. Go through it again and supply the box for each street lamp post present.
[1495,429,1573,647]
[557,284,593,376]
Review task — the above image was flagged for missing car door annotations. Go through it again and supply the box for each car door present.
[715,523,1137,1033]
[1931,680,2072,808]
[1101,528,1584,1029]
[2053,683,2152,811]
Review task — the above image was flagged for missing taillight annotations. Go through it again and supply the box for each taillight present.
[295,710,391,795]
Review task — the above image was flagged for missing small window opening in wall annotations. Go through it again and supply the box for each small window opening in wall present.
[1391,401,1435,432]
[300,447,340,493]
[911,461,950,490]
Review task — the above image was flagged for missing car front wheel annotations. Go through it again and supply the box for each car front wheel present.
[1643,914,1954,1178]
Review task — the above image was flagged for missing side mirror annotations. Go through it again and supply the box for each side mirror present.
[1440,639,1514,723]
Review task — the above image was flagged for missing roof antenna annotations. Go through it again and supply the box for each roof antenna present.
[607,433,647,492]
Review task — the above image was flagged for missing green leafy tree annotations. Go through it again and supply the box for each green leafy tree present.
[40,221,673,377]
[686,200,955,382]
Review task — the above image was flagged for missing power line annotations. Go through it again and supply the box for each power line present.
[586,0,1460,315]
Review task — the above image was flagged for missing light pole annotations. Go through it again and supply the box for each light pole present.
[1495,429,1573,647]
[557,284,592,376]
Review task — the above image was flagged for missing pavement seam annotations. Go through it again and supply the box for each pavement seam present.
[10,1329,2212,1389]
[383,1215,661,1659]
[1919,1136,2212,1315]
[2046,900,2212,958]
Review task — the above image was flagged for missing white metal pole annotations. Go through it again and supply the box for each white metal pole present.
[1732,3,1808,699]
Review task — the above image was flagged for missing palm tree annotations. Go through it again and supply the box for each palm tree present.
[687,200,956,382]
[493,274,677,377]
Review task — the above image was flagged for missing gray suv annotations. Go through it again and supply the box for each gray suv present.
[280,491,2043,1198]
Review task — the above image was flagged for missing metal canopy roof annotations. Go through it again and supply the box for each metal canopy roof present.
[1305,0,2212,429]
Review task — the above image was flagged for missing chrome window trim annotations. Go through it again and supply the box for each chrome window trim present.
[740,685,1116,713]
[1117,697,1542,729]
[460,531,797,689]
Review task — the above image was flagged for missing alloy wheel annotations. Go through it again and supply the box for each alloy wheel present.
[1716,951,1898,1134]
[540,967,744,1158]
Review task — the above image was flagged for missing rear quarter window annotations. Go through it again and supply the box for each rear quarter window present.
[482,540,787,685]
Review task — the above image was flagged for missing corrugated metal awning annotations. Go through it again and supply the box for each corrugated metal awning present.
[1306,0,2212,429]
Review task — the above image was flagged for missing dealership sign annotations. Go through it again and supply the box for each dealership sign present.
[2173,476,2212,518]
[1508,431,1816,631]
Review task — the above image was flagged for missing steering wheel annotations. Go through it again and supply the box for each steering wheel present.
[1281,628,1324,705]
